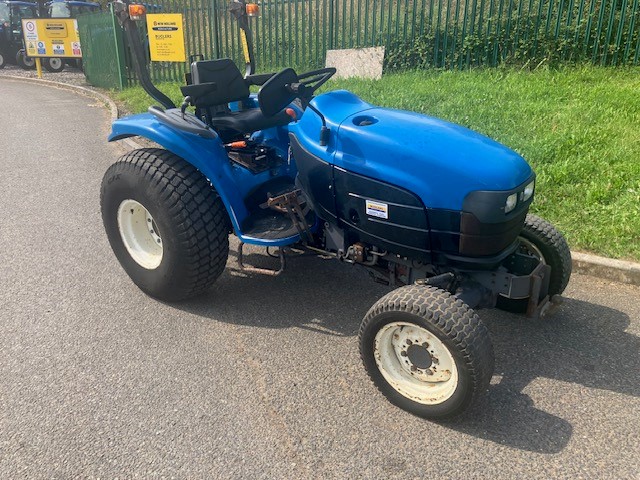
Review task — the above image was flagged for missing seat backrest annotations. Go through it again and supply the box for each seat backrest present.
[190,59,250,107]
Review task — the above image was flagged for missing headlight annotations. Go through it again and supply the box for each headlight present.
[505,193,518,213]
[522,180,535,201]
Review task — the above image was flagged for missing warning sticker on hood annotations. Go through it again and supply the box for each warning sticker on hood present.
[365,200,389,219]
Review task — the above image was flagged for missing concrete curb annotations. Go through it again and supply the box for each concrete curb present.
[3,75,640,287]
[572,252,640,286]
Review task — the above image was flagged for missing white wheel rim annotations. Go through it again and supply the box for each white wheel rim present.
[374,322,459,405]
[117,199,163,269]
[49,58,62,69]
[519,236,546,263]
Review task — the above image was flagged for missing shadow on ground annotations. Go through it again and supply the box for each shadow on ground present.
[174,247,638,454]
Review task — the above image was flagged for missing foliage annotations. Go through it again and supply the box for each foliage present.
[385,1,640,71]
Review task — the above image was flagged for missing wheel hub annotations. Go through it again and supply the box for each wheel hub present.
[518,236,546,262]
[405,343,432,369]
[147,216,162,245]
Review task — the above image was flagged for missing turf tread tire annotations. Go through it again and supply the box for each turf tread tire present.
[520,214,572,295]
[359,285,494,419]
[496,214,571,313]
[101,148,230,301]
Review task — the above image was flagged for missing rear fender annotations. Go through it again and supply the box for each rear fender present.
[109,113,250,233]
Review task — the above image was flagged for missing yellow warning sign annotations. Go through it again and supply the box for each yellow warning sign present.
[22,19,82,58]
[146,14,186,63]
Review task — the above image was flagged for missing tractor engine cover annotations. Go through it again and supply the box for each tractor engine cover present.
[288,91,536,264]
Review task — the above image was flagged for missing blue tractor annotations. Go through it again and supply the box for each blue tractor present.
[46,0,100,17]
[0,0,38,69]
[101,0,572,419]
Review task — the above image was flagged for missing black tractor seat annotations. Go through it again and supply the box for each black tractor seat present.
[210,108,291,140]
[180,58,291,142]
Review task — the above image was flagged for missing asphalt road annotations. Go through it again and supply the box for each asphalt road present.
[1,78,639,479]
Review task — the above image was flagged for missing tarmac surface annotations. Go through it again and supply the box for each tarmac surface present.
[1,78,639,479]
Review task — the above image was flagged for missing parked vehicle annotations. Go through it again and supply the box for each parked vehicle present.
[0,0,38,69]
[42,0,100,71]
[101,0,572,419]
[47,0,99,17]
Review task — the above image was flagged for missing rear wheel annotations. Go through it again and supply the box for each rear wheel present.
[497,214,572,312]
[43,57,65,73]
[16,50,35,70]
[359,285,494,419]
[0,52,5,69]
[101,148,230,301]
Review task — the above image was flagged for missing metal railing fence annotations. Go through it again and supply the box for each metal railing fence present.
[78,8,127,89]
[80,0,640,87]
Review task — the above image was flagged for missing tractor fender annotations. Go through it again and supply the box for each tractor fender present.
[108,113,249,233]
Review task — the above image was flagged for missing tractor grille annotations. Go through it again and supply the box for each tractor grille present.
[458,210,528,256]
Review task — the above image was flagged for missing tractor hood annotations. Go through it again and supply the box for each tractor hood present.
[300,91,533,211]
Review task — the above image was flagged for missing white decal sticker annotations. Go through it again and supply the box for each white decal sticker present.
[365,200,389,219]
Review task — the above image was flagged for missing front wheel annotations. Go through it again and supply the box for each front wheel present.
[101,148,230,301]
[43,57,65,73]
[16,50,35,70]
[520,214,572,295]
[0,52,5,69]
[359,285,494,419]
[497,214,572,312]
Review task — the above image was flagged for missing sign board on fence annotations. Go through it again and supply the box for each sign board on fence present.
[22,19,82,58]
[146,14,186,62]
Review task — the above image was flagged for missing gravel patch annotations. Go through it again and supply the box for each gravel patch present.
[0,63,92,87]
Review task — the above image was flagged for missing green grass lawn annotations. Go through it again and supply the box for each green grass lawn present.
[116,66,640,261]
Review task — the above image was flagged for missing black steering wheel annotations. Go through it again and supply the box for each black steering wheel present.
[296,67,337,96]
[258,67,336,117]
